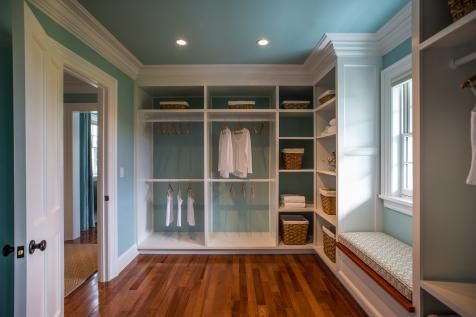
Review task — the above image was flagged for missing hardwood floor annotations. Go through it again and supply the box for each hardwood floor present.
[65,227,98,245]
[65,254,366,317]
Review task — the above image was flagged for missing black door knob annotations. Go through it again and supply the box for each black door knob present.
[29,240,47,254]
[2,244,14,257]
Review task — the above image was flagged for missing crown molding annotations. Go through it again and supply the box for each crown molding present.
[138,64,312,86]
[28,0,142,79]
[376,2,411,55]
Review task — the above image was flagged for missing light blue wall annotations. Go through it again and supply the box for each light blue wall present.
[383,208,412,245]
[382,37,411,69]
[0,1,14,316]
[29,5,136,255]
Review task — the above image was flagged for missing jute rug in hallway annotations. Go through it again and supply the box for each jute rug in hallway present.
[64,243,97,297]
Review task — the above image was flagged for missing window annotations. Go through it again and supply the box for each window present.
[393,79,413,197]
[380,55,413,215]
[90,111,98,178]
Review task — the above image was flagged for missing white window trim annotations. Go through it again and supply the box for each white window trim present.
[380,54,413,215]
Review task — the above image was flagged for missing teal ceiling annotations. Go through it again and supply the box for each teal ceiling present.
[79,0,409,65]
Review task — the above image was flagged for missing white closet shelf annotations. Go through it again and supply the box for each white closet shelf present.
[419,10,476,50]
[207,232,276,248]
[279,169,314,173]
[314,245,337,273]
[138,232,206,250]
[143,178,204,183]
[207,109,276,122]
[279,136,314,140]
[278,203,314,212]
[315,208,337,226]
[316,169,337,176]
[420,281,476,317]
[315,97,336,112]
[316,132,336,139]
[209,178,275,183]
[139,109,205,122]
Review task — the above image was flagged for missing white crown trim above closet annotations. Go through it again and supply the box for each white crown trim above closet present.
[29,0,142,79]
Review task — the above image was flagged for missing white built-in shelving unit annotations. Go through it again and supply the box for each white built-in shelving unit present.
[414,2,476,316]
[134,35,381,269]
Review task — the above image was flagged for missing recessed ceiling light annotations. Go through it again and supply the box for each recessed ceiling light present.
[176,39,187,46]
[256,38,269,46]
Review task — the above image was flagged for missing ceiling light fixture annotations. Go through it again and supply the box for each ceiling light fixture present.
[176,39,187,46]
[256,38,269,46]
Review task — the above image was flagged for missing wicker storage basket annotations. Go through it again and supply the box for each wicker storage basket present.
[320,188,336,215]
[281,100,310,109]
[322,226,336,263]
[281,148,304,169]
[448,0,476,22]
[318,90,336,104]
[159,101,190,110]
[228,101,256,109]
[281,215,309,245]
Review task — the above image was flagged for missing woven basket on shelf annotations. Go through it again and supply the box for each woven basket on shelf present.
[282,148,304,169]
[228,104,256,109]
[281,215,309,245]
[320,188,336,215]
[281,101,310,109]
[159,103,190,110]
[318,90,336,104]
[322,227,336,263]
[448,0,476,21]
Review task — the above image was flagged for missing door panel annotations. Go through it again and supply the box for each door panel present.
[24,5,63,317]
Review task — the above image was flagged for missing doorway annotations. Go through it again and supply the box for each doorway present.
[63,71,101,297]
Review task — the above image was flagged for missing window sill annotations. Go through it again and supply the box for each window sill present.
[379,194,413,216]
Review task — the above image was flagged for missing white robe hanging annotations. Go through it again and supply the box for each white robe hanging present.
[467,109,476,185]
[176,188,183,227]
[232,128,253,178]
[218,127,234,178]
[187,192,195,226]
[165,188,174,227]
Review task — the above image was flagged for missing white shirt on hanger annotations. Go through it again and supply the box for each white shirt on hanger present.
[232,128,253,178]
[218,127,234,178]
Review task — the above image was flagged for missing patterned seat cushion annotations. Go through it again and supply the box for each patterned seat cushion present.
[338,232,413,301]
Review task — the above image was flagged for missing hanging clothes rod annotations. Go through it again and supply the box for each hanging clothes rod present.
[449,51,476,69]
[209,118,274,122]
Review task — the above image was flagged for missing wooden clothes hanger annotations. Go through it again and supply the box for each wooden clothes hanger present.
[461,74,476,89]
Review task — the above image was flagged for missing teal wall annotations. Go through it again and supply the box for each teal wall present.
[383,208,412,245]
[382,37,411,69]
[0,0,14,316]
[29,5,136,255]
[64,93,98,103]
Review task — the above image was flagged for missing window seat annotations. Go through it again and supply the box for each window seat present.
[337,232,414,312]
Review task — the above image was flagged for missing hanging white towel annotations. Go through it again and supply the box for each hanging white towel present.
[218,128,234,178]
[467,109,476,185]
[232,128,253,178]
[176,187,183,227]
[165,187,174,227]
[187,192,195,226]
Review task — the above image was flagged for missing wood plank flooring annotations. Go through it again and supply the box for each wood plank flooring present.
[65,254,366,317]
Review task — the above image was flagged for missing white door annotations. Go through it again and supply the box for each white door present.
[21,5,63,317]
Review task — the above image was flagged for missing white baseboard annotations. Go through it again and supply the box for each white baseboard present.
[138,249,315,255]
[114,244,138,277]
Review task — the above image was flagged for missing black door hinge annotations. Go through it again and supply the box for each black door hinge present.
[105,195,110,202]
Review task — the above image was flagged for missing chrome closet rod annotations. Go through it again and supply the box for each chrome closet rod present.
[449,50,476,69]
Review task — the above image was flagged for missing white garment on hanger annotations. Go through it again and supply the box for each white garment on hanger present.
[467,109,476,185]
[187,192,195,226]
[218,127,234,178]
[165,188,174,227]
[231,128,253,178]
[176,187,183,227]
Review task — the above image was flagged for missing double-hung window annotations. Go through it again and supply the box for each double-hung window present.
[380,55,413,215]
